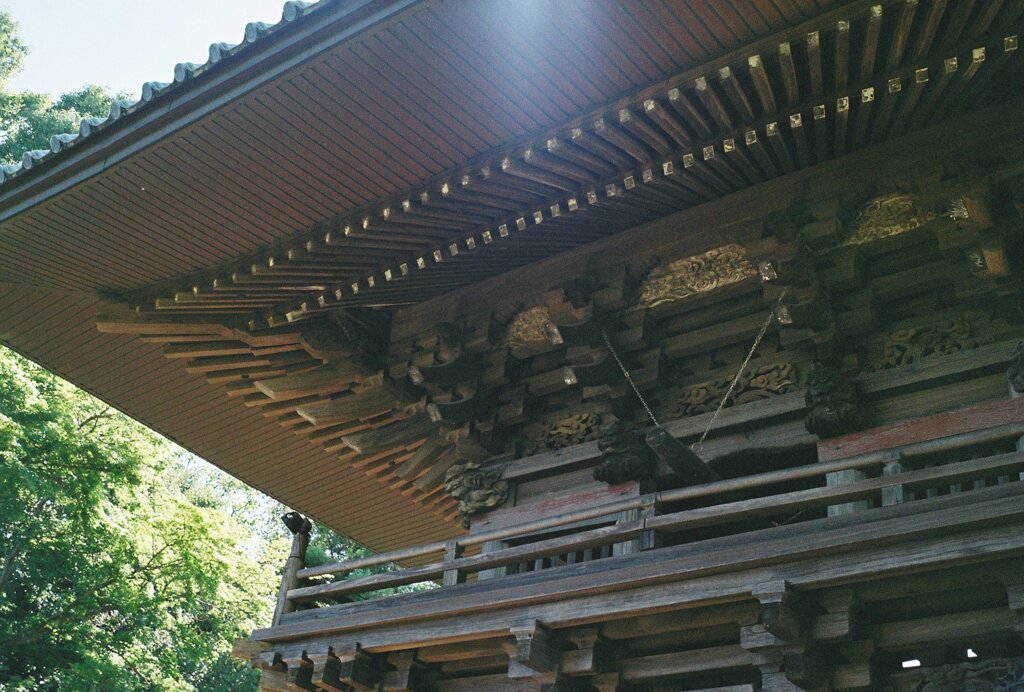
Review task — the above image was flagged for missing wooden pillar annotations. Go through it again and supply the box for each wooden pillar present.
[879,451,906,506]
[742,582,831,691]
[442,539,465,586]
[273,513,311,626]
[613,495,661,556]
[825,467,872,517]
[477,539,507,581]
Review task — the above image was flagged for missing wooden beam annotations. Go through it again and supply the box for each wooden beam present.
[505,621,566,678]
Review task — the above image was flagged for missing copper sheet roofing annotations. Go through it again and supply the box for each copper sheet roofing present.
[2,0,1021,549]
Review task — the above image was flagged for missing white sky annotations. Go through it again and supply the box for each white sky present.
[3,0,288,98]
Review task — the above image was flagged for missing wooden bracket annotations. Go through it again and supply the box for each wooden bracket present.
[783,643,829,690]
[380,651,435,692]
[281,653,316,691]
[562,627,613,676]
[256,652,288,691]
[755,581,804,642]
[811,589,857,643]
[308,645,382,691]
[645,427,719,485]
[506,620,567,678]
[232,638,272,664]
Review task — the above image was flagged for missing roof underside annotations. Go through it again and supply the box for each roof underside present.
[1,0,1021,550]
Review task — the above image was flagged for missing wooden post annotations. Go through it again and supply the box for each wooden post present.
[443,539,465,586]
[612,506,643,557]
[477,539,507,581]
[880,451,905,506]
[825,467,872,517]
[273,513,311,627]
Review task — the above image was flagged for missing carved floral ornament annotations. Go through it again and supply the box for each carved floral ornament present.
[540,411,604,450]
[910,656,1024,691]
[669,362,796,418]
[843,192,936,245]
[637,244,758,309]
[871,315,993,371]
[504,306,556,350]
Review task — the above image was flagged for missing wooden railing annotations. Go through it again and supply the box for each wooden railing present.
[283,420,1024,608]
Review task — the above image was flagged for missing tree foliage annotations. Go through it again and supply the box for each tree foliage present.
[0,348,283,690]
[0,11,123,165]
[0,11,407,688]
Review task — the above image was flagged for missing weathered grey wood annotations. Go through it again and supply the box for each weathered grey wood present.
[872,607,1015,650]
[826,468,872,517]
[301,418,1024,583]
[600,602,758,640]
[342,415,434,454]
[831,661,873,691]
[881,452,906,507]
[267,484,1024,645]
[273,521,310,626]
[616,644,775,681]
[646,427,719,484]
[506,620,564,678]
[296,384,406,425]
[294,450,1024,603]
[254,362,368,400]
[290,521,645,602]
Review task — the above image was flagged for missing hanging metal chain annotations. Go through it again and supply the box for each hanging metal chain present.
[692,286,789,453]
[602,330,661,428]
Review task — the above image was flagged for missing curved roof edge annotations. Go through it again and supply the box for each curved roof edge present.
[0,0,424,220]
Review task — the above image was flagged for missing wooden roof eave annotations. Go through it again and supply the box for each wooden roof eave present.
[0,0,428,222]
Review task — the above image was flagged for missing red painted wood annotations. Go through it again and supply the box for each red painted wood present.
[470,481,640,534]
[817,397,1024,462]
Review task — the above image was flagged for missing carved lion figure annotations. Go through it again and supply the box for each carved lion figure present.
[593,421,657,484]
[804,363,866,438]
[443,438,509,528]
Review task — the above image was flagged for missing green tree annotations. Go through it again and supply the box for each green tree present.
[0,11,121,165]
[0,347,279,690]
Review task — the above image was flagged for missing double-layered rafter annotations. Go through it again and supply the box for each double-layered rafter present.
[122,0,1023,327]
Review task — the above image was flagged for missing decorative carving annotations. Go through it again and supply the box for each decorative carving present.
[541,412,603,450]
[504,306,558,350]
[670,362,796,418]
[872,316,992,371]
[1008,341,1024,394]
[593,421,657,484]
[637,244,757,308]
[911,657,1024,691]
[443,438,509,527]
[804,363,866,438]
[843,192,936,245]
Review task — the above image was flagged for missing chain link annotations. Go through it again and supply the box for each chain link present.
[603,285,788,447]
[602,330,660,428]
[692,286,789,453]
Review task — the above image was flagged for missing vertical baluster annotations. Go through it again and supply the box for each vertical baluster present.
[881,452,906,506]
[443,539,465,587]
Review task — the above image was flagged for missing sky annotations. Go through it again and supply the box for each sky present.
[3,0,289,98]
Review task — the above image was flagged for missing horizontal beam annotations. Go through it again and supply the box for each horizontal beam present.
[293,450,1024,601]
[259,485,1024,645]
